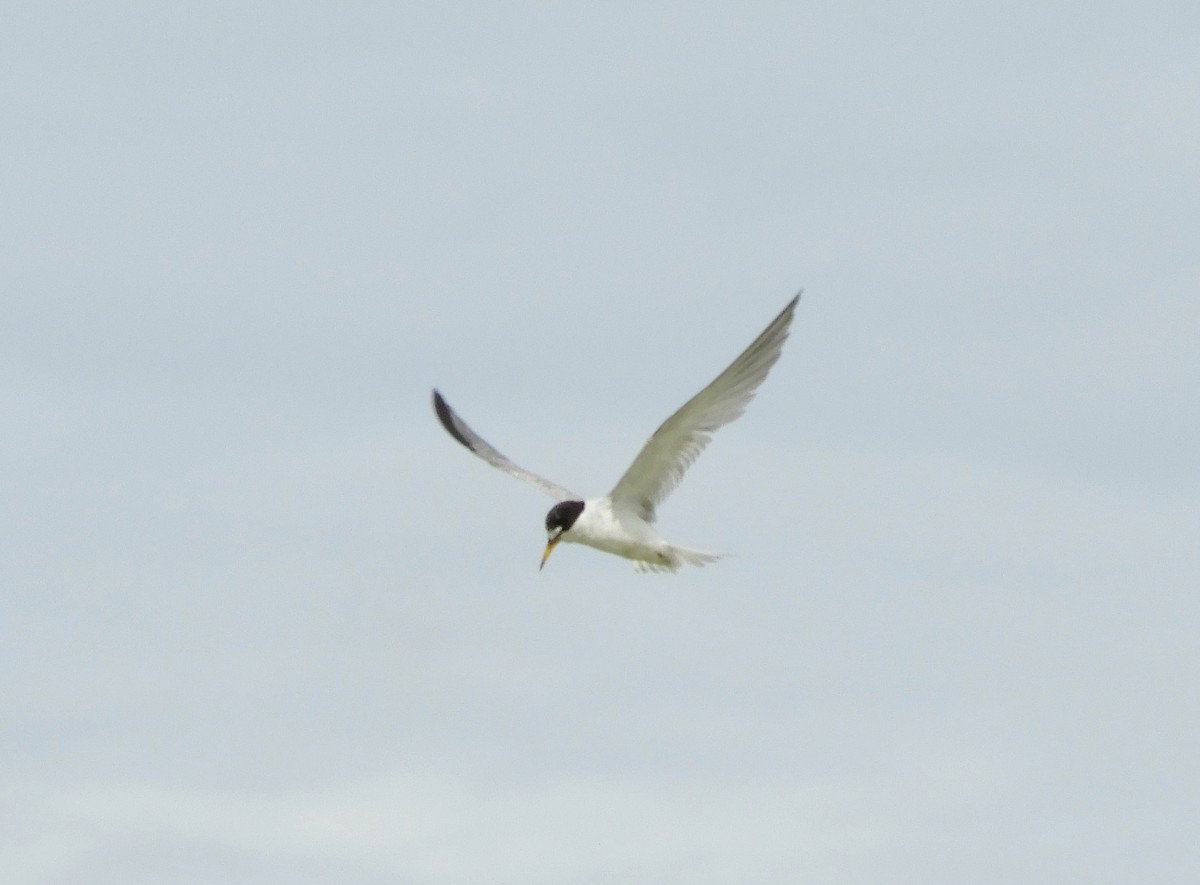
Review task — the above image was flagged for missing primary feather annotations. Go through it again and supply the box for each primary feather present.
[608,294,798,521]
[432,390,578,501]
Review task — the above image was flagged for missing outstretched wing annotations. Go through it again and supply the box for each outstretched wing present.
[432,390,579,501]
[608,293,799,522]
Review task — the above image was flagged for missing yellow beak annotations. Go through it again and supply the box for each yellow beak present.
[540,536,561,571]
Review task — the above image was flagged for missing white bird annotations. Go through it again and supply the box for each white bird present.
[432,294,800,572]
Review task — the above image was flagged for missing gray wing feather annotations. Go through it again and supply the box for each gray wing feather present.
[608,293,799,521]
[432,390,578,501]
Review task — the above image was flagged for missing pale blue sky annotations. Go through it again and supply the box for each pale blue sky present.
[3,3,1198,883]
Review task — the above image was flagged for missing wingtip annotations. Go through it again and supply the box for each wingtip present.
[432,389,474,450]
[431,388,448,420]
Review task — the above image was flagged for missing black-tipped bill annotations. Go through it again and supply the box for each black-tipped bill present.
[540,535,562,571]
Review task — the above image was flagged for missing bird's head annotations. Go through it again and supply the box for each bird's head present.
[541,500,585,570]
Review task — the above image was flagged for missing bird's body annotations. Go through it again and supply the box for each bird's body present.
[554,497,722,574]
[432,294,800,572]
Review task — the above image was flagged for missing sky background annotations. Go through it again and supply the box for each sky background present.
[3,2,1198,883]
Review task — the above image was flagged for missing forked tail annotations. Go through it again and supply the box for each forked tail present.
[634,545,726,574]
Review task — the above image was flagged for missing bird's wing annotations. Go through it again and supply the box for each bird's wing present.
[608,293,799,522]
[432,390,579,501]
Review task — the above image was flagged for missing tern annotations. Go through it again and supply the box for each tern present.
[432,294,800,572]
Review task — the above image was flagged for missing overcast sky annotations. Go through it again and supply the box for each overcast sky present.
[3,3,1198,883]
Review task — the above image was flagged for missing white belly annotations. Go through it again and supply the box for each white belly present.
[564,498,672,565]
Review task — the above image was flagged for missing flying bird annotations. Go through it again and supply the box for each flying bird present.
[432,294,800,572]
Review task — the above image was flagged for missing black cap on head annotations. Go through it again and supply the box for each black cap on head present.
[545,500,585,534]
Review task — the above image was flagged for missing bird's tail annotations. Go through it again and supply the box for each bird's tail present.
[635,545,726,573]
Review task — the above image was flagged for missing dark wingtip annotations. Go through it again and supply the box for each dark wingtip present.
[431,389,473,450]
